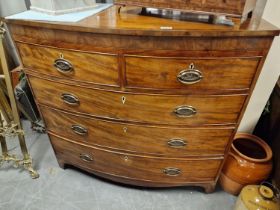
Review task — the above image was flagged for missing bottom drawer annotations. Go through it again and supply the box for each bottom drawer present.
[50,134,223,184]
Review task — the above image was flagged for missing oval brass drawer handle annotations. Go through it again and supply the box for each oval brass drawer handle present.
[72,125,88,136]
[54,58,74,74]
[174,105,197,118]
[163,167,181,176]
[177,63,203,85]
[168,138,187,148]
[80,154,93,162]
[61,93,80,106]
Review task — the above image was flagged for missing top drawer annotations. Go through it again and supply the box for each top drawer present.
[125,55,260,91]
[17,43,119,86]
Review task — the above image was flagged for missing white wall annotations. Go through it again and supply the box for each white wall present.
[0,0,28,66]
[0,0,27,17]
[238,0,280,132]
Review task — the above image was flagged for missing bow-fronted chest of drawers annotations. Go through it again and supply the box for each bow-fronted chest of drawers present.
[6,6,279,193]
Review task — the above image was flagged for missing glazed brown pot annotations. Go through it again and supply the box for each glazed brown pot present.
[220,133,273,195]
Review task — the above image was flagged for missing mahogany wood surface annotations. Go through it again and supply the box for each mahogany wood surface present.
[6,5,279,192]
[114,0,256,17]
[17,42,261,91]
[41,105,234,157]
[5,6,279,37]
[125,55,260,90]
[29,75,247,126]
[17,43,119,87]
[11,27,275,52]
[50,134,223,184]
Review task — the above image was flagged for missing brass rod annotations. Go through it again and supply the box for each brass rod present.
[0,25,29,159]
[0,86,13,123]
[0,79,8,95]
[0,136,8,156]
[0,22,39,179]
[0,114,8,156]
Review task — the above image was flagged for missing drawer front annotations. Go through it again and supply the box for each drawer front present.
[125,56,259,90]
[50,134,223,183]
[29,76,246,125]
[41,106,233,157]
[18,43,119,86]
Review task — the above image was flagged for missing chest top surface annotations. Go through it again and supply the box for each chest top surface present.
[4,6,280,37]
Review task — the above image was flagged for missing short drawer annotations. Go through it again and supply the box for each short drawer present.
[17,43,119,86]
[41,106,233,157]
[125,55,260,90]
[29,76,246,125]
[50,134,223,183]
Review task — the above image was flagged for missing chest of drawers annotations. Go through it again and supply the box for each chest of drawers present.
[6,6,279,193]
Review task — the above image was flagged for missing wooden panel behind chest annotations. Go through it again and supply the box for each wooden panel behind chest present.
[29,76,246,125]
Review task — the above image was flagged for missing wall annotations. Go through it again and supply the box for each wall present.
[0,0,28,67]
[238,0,280,132]
[0,0,27,17]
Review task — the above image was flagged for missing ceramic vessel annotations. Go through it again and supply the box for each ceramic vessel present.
[220,133,273,195]
[234,184,280,210]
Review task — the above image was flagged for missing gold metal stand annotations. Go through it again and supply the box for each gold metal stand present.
[0,22,39,179]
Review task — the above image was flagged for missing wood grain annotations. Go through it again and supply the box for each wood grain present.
[78,170,217,190]
[41,105,234,157]
[29,75,246,126]
[17,43,119,86]
[50,134,223,184]
[6,5,279,191]
[6,6,279,37]
[11,27,274,53]
[115,0,256,17]
[125,55,260,90]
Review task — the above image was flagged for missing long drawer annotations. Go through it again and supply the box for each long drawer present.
[29,76,246,125]
[17,43,119,86]
[50,134,223,183]
[41,106,233,157]
[125,55,260,90]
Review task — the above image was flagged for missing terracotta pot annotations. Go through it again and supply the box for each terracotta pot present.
[220,133,273,195]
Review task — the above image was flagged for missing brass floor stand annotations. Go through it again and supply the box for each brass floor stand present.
[0,22,39,179]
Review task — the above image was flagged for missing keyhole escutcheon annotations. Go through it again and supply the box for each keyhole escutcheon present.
[122,96,126,104]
